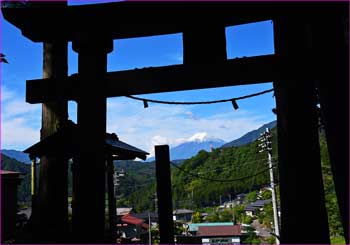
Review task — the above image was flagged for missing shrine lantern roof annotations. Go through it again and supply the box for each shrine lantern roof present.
[24,120,148,161]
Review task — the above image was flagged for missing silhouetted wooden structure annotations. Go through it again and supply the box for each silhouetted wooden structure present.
[23,120,148,242]
[2,1,348,243]
[155,145,174,244]
[1,170,23,242]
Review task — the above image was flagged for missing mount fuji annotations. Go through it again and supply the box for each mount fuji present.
[147,132,226,161]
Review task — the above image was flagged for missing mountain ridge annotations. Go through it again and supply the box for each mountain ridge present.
[1,149,31,164]
[221,120,277,148]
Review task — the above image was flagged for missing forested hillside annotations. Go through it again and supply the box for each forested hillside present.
[123,128,278,211]
[1,127,344,241]
[319,131,344,240]
[119,128,344,241]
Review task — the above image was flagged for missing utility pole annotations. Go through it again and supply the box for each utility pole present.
[148,211,152,245]
[154,192,158,214]
[258,128,280,244]
[113,169,125,226]
[114,169,125,194]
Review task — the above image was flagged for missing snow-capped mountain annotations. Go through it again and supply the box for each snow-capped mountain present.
[170,134,225,160]
[147,132,225,161]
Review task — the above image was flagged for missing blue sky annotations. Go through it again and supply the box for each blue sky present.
[1,2,276,156]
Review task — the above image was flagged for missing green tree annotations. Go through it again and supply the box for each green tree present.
[233,205,245,223]
[245,191,257,203]
[151,225,160,244]
[242,226,260,244]
[192,211,202,223]
[219,209,234,222]
[206,212,220,222]
[242,215,253,224]
[261,189,272,200]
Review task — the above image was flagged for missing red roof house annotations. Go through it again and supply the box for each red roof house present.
[197,225,241,237]
[121,214,149,228]
[117,214,149,241]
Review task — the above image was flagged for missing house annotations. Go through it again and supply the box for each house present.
[117,213,149,242]
[253,199,271,210]
[234,193,246,205]
[117,207,133,216]
[245,204,258,217]
[133,211,158,227]
[196,224,242,244]
[222,201,236,209]
[173,209,194,222]
[245,199,271,217]
[188,222,235,235]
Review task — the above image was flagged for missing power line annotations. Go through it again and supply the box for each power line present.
[170,161,276,183]
[194,157,277,175]
[249,157,263,192]
[126,88,274,107]
[119,183,154,188]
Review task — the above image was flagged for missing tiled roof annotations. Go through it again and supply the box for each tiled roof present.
[106,133,148,160]
[117,207,133,216]
[121,214,145,226]
[133,211,158,220]
[197,225,241,237]
[245,204,257,211]
[189,222,234,232]
[251,199,271,207]
[24,120,148,160]
[173,209,194,214]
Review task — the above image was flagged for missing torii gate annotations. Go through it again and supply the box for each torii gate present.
[2,1,348,243]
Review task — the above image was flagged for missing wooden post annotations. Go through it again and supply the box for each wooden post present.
[311,6,349,243]
[37,32,69,239]
[72,33,113,242]
[107,156,116,236]
[31,157,37,197]
[155,145,174,244]
[273,17,330,243]
[29,157,37,221]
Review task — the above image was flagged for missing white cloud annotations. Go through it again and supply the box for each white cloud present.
[107,98,266,158]
[151,135,169,146]
[1,117,40,150]
[167,53,183,63]
[0,89,269,156]
[1,87,41,149]
[3,99,40,118]
[1,86,14,102]
[185,111,199,120]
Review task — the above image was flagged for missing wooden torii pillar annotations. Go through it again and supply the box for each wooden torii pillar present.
[312,8,349,243]
[273,16,330,243]
[36,2,69,240]
[71,33,113,242]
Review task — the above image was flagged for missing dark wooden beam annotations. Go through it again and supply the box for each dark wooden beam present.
[1,2,275,42]
[2,2,340,43]
[26,55,278,104]
[183,24,227,65]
